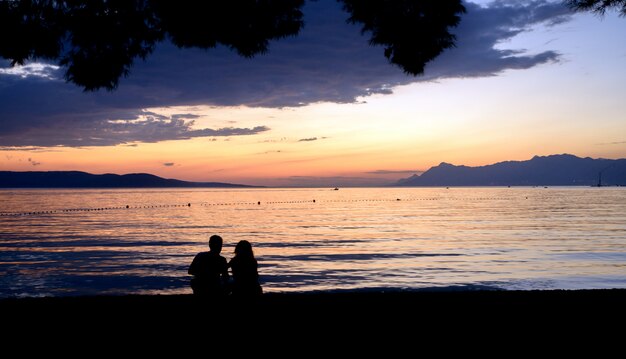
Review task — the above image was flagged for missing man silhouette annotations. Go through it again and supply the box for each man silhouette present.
[188,235,229,297]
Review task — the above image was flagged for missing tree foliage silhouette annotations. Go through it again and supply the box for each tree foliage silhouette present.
[0,0,465,91]
[341,0,465,75]
[565,0,626,16]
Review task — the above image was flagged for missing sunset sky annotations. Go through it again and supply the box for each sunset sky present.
[1,0,625,187]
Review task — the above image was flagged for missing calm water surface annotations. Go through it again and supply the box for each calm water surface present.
[1,187,625,297]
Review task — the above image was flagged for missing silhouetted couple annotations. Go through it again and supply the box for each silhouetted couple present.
[188,235,262,298]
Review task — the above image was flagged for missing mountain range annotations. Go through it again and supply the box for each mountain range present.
[2,154,625,188]
[0,171,255,188]
[395,154,626,187]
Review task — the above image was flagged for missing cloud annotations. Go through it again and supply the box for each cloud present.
[0,62,61,79]
[163,162,175,167]
[597,140,626,146]
[187,125,270,137]
[260,137,289,143]
[171,114,202,121]
[0,1,573,147]
[0,110,270,147]
[0,146,49,151]
[275,176,392,187]
[258,150,283,155]
[298,137,318,142]
[111,0,570,107]
[419,1,571,80]
[27,157,41,166]
[367,170,424,175]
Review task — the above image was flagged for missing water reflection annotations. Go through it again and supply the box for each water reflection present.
[1,187,625,297]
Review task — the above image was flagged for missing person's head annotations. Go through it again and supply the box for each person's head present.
[234,240,254,259]
[209,235,223,253]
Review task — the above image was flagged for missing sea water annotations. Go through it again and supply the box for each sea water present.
[1,187,625,297]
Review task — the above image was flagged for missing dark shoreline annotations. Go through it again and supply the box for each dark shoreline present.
[3,289,625,324]
[2,289,625,346]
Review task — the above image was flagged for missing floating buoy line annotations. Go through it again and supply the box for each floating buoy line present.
[0,195,572,218]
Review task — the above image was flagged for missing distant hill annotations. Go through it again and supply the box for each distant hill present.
[0,171,257,188]
[395,154,626,187]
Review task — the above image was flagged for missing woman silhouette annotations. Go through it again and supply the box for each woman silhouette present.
[229,240,262,297]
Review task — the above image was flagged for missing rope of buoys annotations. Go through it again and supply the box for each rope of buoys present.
[0,195,578,217]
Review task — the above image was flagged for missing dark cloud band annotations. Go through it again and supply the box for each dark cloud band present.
[0,1,573,148]
[0,111,269,147]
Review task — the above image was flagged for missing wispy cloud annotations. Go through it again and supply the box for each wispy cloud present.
[27,157,41,166]
[163,162,175,167]
[258,150,283,155]
[0,62,61,80]
[0,146,66,152]
[276,175,392,187]
[186,126,270,137]
[0,111,270,147]
[171,114,201,121]
[596,140,626,146]
[298,137,318,142]
[260,137,289,143]
[366,169,424,175]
